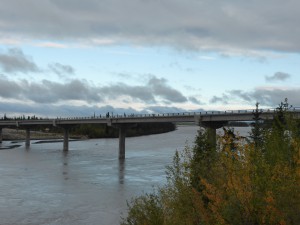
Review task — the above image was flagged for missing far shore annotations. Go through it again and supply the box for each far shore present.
[1,128,85,141]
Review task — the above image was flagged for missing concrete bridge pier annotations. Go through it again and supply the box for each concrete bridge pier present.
[58,125,74,151]
[25,128,31,148]
[0,127,2,144]
[206,126,217,148]
[201,121,227,147]
[111,124,136,160]
[119,126,126,160]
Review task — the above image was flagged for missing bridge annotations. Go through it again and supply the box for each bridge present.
[1,108,299,159]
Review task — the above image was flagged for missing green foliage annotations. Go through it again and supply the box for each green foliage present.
[71,123,176,138]
[121,193,164,225]
[162,149,201,225]
[122,101,300,225]
[190,129,217,191]
[250,102,264,149]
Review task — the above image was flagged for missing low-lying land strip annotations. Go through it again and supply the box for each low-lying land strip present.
[1,128,82,140]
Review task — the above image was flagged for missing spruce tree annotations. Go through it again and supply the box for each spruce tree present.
[249,102,264,150]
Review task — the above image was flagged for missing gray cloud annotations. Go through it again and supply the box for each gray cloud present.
[0,48,40,73]
[210,88,300,107]
[96,76,189,104]
[228,90,252,102]
[0,100,205,118]
[0,75,191,105]
[49,63,75,77]
[210,94,230,104]
[0,101,141,118]
[144,106,204,114]
[265,72,291,82]
[250,88,300,107]
[0,74,22,98]
[148,77,187,103]
[188,96,203,105]
[30,79,101,103]
[0,1,299,53]
[0,76,101,103]
[100,83,155,103]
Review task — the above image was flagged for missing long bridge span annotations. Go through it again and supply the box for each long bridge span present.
[1,108,299,159]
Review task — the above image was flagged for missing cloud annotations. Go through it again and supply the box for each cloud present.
[265,72,291,82]
[249,88,300,107]
[144,106,204,114]
[210,87,300,107]
[0,76,101,103]
[0,101,141,118]
[49,63,75,77]
[0,101,204,118]
[169,62,195,72]
[188,96,203,105]
[210,94,230,104]
[148,76,187,103]
[35,42,68,48]
[99,82,155,103]
[228,90,252,102]
[87,76,188,104]
[0,48,40,73]
[0,74,23,98]
[0,1,299,53]
[0,75,191,106]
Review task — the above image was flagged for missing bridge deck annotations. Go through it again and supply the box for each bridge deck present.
[0,108,299,127]
[1,108,299,158]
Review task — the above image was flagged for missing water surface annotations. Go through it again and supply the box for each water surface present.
[0,125,200,225]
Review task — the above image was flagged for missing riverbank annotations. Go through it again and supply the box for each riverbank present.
[1,124,177,141]
[1,122,176,141]
[1,128,85,141]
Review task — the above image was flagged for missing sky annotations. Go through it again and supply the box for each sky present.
[0,0,299,117]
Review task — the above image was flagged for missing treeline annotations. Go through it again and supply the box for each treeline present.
[1,114,41,120]
[121,100,300,225]
[7,123,176,138]
[0,113,176,138]
[71,123,176,138]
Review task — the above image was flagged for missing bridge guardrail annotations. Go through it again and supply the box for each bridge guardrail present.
[1,107,300,121]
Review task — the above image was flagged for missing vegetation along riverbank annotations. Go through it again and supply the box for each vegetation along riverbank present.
[1,122,176,140]
[121,101,300,225]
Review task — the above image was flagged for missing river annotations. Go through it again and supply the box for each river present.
[0,125,250,225]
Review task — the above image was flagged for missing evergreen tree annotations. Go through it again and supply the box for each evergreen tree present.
[190,129,217,187]
[122,101,300,225]
[249,102,264,150]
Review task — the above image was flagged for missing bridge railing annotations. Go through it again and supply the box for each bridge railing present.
[1,107,300,121]
[75,107,297,120]
[64,107,298,120]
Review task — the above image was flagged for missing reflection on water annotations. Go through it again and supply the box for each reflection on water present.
[119,159,125,185]
[62,151,69,181]
[0,126,250,225]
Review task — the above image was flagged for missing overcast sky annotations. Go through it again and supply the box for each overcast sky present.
[0,0,299,117]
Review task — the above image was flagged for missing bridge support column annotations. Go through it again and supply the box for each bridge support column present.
[110,124,136,160]
[25,128,30,148]
[201,121,226,148]
[207,126,217,147]
[63,127,69,151]
[0,128,2,144]
[119,126,126,160]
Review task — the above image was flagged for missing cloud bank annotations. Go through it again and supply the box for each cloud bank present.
[0,0,299,53]
[0,75,196,106]
[210,87,300,107]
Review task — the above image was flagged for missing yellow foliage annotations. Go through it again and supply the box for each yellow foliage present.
[122,115,300,225]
